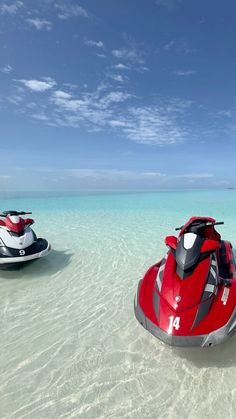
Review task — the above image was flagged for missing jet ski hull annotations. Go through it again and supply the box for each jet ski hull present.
[0,238,51,269]
[135,279,236,347]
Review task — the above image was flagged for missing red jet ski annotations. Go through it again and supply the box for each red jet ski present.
[134,217,236,347]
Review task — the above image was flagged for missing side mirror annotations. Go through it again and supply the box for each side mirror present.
[165,235,178,250]
[201,239,220,253]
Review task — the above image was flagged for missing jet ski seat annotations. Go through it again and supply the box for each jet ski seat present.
[201,225,221,242]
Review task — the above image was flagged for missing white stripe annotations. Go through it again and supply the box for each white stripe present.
[156,259,166,290]
[210,266,217,279]
[204,284,215,293]
[211,260,217,266]
[159,263,165,273]
[156,272,162,291]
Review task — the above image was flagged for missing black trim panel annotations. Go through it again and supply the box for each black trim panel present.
[191,298,213,329]
[153,288,160,321]
[0,238,49,259]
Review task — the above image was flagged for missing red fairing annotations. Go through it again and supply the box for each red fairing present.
[5,217,25,233]
[0,216,34,232]
[160,252,209,312]
[24,218,34,226]
[165,235,177,249]
[225,241,232,265]
[138,250,236,337]
[201,239,220,253]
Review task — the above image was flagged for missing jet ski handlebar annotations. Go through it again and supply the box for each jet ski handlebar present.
[0,210,32,217]
[175,221,224,231]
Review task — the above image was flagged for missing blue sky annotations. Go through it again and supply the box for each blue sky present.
[0,0,236,190]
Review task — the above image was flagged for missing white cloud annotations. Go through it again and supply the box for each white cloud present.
[109,74,125,83]
[119,105,190,145]
[58,87,130,108]
[18,78,56,92]
[65,169,166,186]
[53,90,72,99]
[51,96,84,112]
[0,64,13,74]
[174,173,213,179]
[139,66,149,72]
[26,102,37,109]
[114,63,130,70]
[96,53,106,59]
[32,113,49,121]
[84,39,104,48]
[163,40,194,54]
[3,166,218,189]
[113,63,148,73]
[174,69,196,76]
[49,86,130,126]
[0,0,23,15]
[26,18,52,31]
[111,35,150,72]
[112,48,144,65]
[10,76,192,146]
[163,40,175,51]
[109,120,128,128]
[64,169,213,187]
[178,42,195,55]
[50,88,190,145]
[67,169,165,178]
[7,95,23,104]
[100,91,132,107]
[218,109,233,118]
[55,3,88,19]
[0,175,11,180]
[62,82,78,90]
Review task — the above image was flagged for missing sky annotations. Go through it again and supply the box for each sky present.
[0,0,236,190]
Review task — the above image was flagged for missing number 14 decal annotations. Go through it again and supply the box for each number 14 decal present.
[168,316,180,331]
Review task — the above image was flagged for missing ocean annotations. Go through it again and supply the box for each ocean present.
[1,189,236,418]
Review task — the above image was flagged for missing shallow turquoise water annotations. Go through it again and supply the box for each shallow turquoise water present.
[1,190,236,418]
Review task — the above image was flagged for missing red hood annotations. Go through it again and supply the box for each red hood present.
[5,217,25,233]
[160,251,210,312]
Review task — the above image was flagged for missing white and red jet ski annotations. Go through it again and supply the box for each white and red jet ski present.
[0,210,51,268]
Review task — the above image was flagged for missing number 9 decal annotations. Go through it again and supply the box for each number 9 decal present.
[19,250,25,256]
